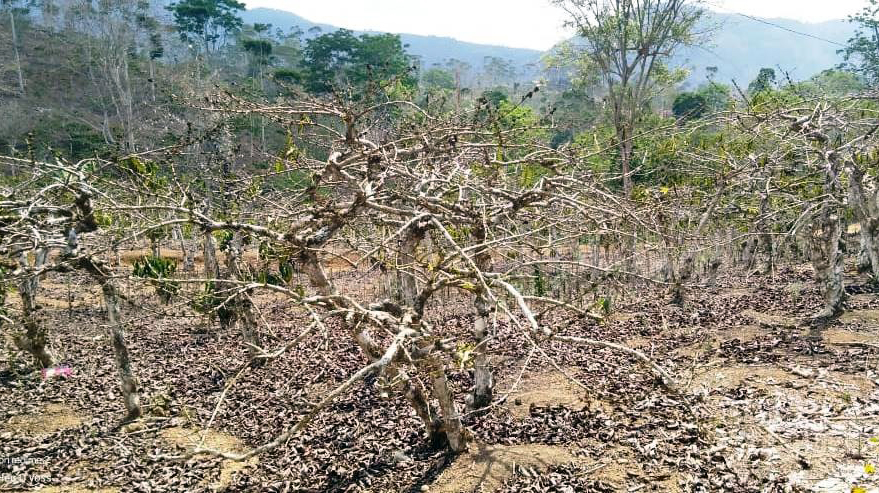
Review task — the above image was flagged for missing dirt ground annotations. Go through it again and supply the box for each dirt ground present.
[1,253,878,492]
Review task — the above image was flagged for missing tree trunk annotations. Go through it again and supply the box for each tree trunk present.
[9,9,25,95]
[455,69,461,112]
[807,153,846,335]
[429,357,466,452]
[848,165,879,280]
[857,227,873,274]
[618,124,634,198]
[398,224,425,307]
[470,293,493,409]
[400,373,443,445]
[64,217,142,421]
[149,235,160,258]
[172,224,195,272]
[302,248,448,444]
[100,279,142,421]
[13,249,55,368]
[203,231,219,280]
[148,58,156,103]
[740,237,755,271]
[671,181,728,304]
[752,171,775,275]
[299,250,333,297]
[807,204,845,334]
[671,254,694,306]
[707,258,722,287]
[224,232,261,362]
[614,120,637,274]
[467,225,494,410]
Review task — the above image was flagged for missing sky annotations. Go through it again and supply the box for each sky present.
[242,0,869,51]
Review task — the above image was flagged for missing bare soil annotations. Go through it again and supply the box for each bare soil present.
[1,259,878,492]
[430,444,576,493]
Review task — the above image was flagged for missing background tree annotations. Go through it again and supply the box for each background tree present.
[672,91,707,119]
[801,69,866,96]
[482,56,516,88]
[839,0,879,84]
[67,0,163,152]
[2,0,27,95]
[422,67,455,92]
[445,57,472,110]
[747,67,777,94]
[166,0,244,55]
[553,0,706,197]
[302,29,416,96]
[698,81,730,112]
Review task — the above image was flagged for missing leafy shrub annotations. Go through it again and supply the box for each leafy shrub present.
[132,255,179,303]
[191,281,235,328]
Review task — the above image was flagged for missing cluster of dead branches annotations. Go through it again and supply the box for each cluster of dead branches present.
[2,89,877,462]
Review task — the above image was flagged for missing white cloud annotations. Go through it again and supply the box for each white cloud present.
[243,0,868,50]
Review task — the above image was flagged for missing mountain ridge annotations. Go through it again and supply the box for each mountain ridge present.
[241,8,544,83]
[242,7,858,87]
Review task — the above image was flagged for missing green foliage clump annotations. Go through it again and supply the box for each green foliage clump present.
[422,68,455,91]
[273,68,302,83]
[166,0,245,54]
[242,38,272,58]
[214,230,234,251]
[672,91,708,120]
[789,70,866,97]
[674,82,732,120]
[27,118,109,160]
[133,256,179,303]
[594,296,613,317]
[301,29,417,96]
[573,113,681,187]
[839,0,879,84]
[533,265,546,297]
[748,67,777,94]
[256,241,295,286]
[191,281,233,326]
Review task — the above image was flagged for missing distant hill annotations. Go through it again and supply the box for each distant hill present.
[675,12,855,87]
[243,7,859,90]
[241,8,544,83]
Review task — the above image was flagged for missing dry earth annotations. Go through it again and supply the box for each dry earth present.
[1,254,878,492]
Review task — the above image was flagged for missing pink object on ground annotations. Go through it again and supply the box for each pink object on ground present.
[41,366,72,379]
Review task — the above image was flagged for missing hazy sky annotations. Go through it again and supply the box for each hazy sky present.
[242,0,869,50]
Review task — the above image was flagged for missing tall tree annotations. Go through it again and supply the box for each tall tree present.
[747,67,777,94]
[302,29,416,95]
[482,56,516,87]
[553,0,706,197]
[2,0,26,95]
[301,29,359,94]
[839,0,879,84]
[166,0,244,55]
[445,58,471,111]
[68,0,162,152]
[422,67,455,91]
